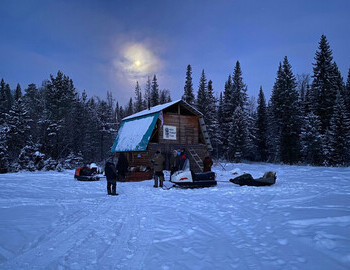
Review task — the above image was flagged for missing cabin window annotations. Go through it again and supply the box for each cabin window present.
[150,123,159,143]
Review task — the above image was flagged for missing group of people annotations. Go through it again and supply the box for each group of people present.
[104,149,213,194]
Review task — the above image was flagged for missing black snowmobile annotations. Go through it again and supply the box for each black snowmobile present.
[230,171,276,186]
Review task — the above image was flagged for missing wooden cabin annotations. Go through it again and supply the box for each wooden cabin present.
[111,100,212,181]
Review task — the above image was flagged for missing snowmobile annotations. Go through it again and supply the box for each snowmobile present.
[74,164,100,181]
[230,171,276,186]
[170,159,217,188]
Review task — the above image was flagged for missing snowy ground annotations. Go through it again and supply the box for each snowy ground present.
[0,163,350,270]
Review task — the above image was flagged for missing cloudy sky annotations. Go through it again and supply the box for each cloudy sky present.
[0,0,349,104]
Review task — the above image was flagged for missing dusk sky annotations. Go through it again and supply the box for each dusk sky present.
[1,0,349,105]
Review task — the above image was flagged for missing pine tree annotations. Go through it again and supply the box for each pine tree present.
[312,35,337,133]
[159,89,171,104]
[256,87,268,161]
[231,61,247,110]
[151,75,159,106]
[144,76,151,108]
[216,92,224,158]
[206,80,218,155]
[326,91,350,166]
[196,69,208,115]
[182,64,195,105]
[270,57,300,164]
[228,106,246,162]
[14,83,22,101]
[345,68,350,115]
[300,112,323,165]
[134,81,143,112]
[126,97,134,116]
[220,76,233,158]
[0,125,9,173]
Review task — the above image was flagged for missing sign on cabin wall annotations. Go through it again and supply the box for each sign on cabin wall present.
[163,125,177,140]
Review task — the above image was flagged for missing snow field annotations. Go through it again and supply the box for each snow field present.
[0,163,350,269]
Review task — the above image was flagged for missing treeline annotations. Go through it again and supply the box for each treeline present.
[0,35,349,173]
[185,35,350,166]
[0,72,170,173]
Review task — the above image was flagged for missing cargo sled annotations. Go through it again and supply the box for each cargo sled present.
[230,171,276,186]
[170,159,217,188]
[74,164,100,181]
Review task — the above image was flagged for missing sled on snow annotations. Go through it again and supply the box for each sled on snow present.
[230,171,276,187]
[74,165,100,181]
[170,159,217,188]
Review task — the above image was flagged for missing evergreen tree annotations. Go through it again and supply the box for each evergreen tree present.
[311,35,337,133]
[231,61,247,110]
[345,68,350,115]
[300,112,323,165]
[144,76,151,109]
[220,76,233,158]
[0,125,9,173]
[216,92,224,158]
[134,81,143,112]
[196,69,208,115]
[159,89,171,104]
[151,75,159,106]
[182,64,195,105]
[126,97,134,116]
[270,57,300,164]
[326,91,350,166]
[256,87,268,161]
[14,83,22,101]
[228,106,246,162]
[205,80,218,155]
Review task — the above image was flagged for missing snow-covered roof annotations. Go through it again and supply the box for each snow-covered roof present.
[111,112,159,152]
[122,99,202,121]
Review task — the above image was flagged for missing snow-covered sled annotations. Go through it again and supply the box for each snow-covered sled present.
[170,159,217,188]
[230,171,276,186]
[74,165,100,181]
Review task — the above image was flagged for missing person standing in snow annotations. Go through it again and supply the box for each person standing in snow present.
[152,150,165,188]
[203,152,213,172]
[170,149,180,177]
[105,159,118,196]
[179,148,188,170]
[116,152,129,181]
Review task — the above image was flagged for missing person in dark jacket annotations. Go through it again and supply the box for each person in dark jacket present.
[203,152,213,172]
[116,153,129,181]
[152,150,165,187]
[105,160,117,195]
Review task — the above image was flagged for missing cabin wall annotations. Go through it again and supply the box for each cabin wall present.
[159,114,199,145]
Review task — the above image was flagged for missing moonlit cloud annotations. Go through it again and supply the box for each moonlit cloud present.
[113,42,163,83]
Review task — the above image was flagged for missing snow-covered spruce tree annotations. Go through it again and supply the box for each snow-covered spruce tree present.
[205,80,218,156]
[220,76,233,158]
[311,35,338,133]
[6,87,32,161]
[270,57,301,164]
[345,68,350,116]
[23,83,43,138]
[42,71,77,160]
[216,92,224,158]
[182,64,195,105]
[151,75,160,107]
[17,138,41,171]
[325,91,350,166]
[300,112,323,165]
[245,97,257,161]
[143,76,151,109]
[256,87,268,161]
[196,69,208,116]
[231,61,248,110]
[0,79,13,123]
[134,81,143,113]
[228,106,246,162]
[0,125,9,173]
